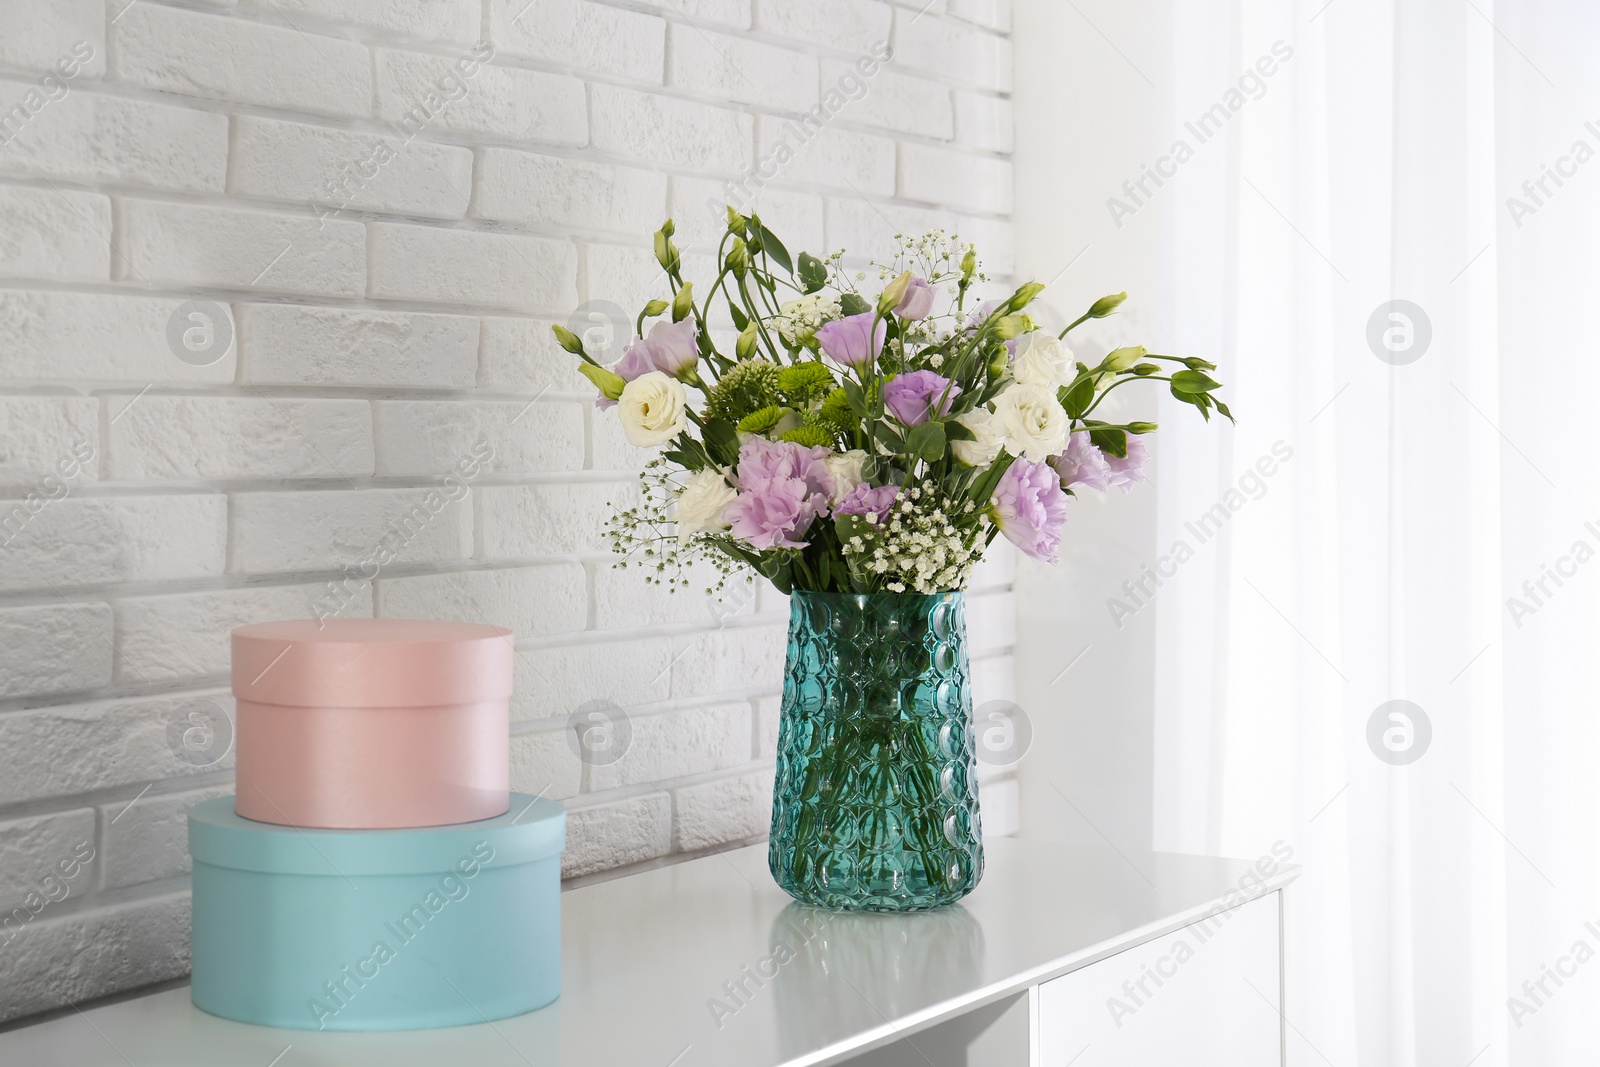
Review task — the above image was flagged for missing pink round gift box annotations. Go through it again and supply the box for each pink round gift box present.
[231,619,514,830]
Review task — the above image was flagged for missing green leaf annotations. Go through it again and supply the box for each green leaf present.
[704,418,740,464]
[1061,368,1096,419]
[1214,399,1234,422]
[1088,424,1128,458]
[840,293,870,316]
[728,303,749,331]
[1170,369,1222,394]
[842,379,868,417]
[797,251,828,294]
[944,418,976,442]
[752,217,793,275]
[905,420,947,464]
[871,421,905,452]
[969,453,1017,506]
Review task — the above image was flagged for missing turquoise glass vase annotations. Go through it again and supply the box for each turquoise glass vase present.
[768,590,983,911]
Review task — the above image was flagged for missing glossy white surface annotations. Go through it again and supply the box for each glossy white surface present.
[0,839,1298,1067]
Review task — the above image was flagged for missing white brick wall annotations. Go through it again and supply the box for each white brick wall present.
[0,0,1015,1022]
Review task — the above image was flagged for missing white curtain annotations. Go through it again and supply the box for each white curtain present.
[1141,0,1600,1062]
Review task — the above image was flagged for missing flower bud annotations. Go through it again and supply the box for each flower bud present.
[642,299,669,318]
[736,323,758,359]
[671,282,695,323]
[726,237,748,276]
[1088,292,1127,318]
[1126,421,1158,434]
[550,323,585,355]
[877,270,913,315]
[1102,346,1146,373]
[578,362,626,400]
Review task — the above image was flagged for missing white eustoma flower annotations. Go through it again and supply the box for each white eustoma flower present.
[617,371,687,447]
[993,383,1070,461]
[674,468,736,543]
[951,405,1005,467]
[1010,331,1074,389]
[824,449,869,504]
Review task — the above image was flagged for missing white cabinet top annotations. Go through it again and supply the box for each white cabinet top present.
[0,839,1297,1067]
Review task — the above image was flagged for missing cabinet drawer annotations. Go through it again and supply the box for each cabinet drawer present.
[1037,891,1282,1066]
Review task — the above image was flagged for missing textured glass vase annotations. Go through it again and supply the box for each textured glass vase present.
[769,590,983,911]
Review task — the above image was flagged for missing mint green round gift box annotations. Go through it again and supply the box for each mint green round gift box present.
[188,794,564,1031]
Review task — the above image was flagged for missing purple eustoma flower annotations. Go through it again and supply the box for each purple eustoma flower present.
[1052,431,1112,491]
[993,457,1069,564]
[883,370,960,427]
[895,275,936,319]
[815,312,886,368]
[725,438,833,550]
[599,318,700,409]
[1104,435,1148,492]
[834,482,899,524]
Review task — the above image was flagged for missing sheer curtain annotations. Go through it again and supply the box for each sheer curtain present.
[1140,0,1600,1063]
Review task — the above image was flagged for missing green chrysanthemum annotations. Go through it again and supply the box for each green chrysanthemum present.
[816,387,857,433]
[736,405,787,434]
[704,360,781,423]
[777,361,835,406]
[778,425,833,448]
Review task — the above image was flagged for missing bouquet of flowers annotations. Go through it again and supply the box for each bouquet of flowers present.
[553,211,1230,597]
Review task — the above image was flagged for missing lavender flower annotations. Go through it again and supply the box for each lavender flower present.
[600,318,700,408]
[1104,435,1148,491]
[883,370,960,427]
[835,483,899,524]
[725,438,833,550]
[895,275,936,319]
[815,312,885,368]
[1052,431,1113,491]
[992,458,1068,564]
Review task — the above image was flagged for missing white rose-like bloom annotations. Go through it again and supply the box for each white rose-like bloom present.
[674,468,736,543]
[1010,331,1074,389]
[951,406,1005,467]
[824,449,869,505]
[617,370,687,447]
[993,383,1070,461]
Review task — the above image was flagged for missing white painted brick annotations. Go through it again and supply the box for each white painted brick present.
[591,84,753,172]
[589,403,654,472]
[821,60,953,140]
[824,196,949,259]
[229,116,474,219]
[582,242,688,327]
[473,149,668,234]
[900,143,1012,214]
[980,775,1018,835]
[0,809,95,905]
[949,0,1011,32]
[0,690,235,805]
[0,602,112,699]
[953,89,1013,152]
[0,291,236,385]
[0,397,98,486]
[238,304,478,389]
[757,694,780,757]
[0,894,190,1024]
[667,623,785,700]
[954,209,1013,274]
[969,537,1016,589]
[590,702,751,790]
[479,316,591,393]
[115,200,365,297]
[755,581,789,616]
[0,185,110,281]
[113,582,373,684]
[757,117,895,195]
[669,27,818,112]
[0,79,228,193]
[98,784,232,891]
[367,222,577,313]
[561,791,671,877]
[634,0,749,27]
[965,588,1016,655]
[669,178,823,256]
[0,495,225,592]
[512,637,673,722]
[0,3,103,77]
[373,399,584,476]
[376,50,586,146]
[592,564,754,628]
[893,14,1012,92]
[673,766,773,851]
[231,488,472,574]
[105,395,374,482]
[489,0,665,82]
[270,0,479,44]
[477,481,630,558]
[111,4,371,118]
[969,652,1014,705]
[378,563,587,638]
[510,728,584,800]
[754,0,892,52]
